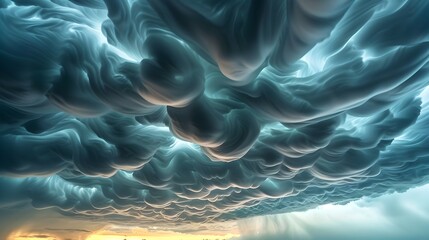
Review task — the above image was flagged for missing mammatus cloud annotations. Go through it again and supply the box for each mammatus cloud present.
[235,184,429,240]
[1,0,429,233]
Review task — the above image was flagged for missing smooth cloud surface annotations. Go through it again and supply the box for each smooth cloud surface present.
[1,0,429,230]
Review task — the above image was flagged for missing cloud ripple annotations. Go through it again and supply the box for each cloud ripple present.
[1,0,429,227]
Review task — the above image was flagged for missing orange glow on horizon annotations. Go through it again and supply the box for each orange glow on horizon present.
[85,227,238,240]
[7,231,59,240]
[7,226,238,240]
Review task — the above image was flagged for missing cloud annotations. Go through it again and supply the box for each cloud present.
[45,228,91,233]
[234,184,429,240]
[0,0,429,231]
[19,234,52,239]
[0,206,101,240]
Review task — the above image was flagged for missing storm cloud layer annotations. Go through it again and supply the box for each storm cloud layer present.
[1,0,429,228]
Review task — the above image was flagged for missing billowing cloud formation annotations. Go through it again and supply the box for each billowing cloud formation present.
[235,184,429,240]
[1,0,429,228]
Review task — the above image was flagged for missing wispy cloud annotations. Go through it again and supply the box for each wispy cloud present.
[45,228,91,233]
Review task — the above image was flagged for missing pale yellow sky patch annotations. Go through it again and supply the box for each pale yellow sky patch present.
[85,226,238,240]
[7,226,238,240]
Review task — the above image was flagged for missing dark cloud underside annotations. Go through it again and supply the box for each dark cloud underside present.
[1,0,429,228]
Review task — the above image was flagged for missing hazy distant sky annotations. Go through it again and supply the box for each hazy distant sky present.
[1,0,429,239]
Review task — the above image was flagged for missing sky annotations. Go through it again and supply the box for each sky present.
[1,0,429,239]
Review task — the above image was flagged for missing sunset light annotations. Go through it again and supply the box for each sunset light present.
[1,0,429,239]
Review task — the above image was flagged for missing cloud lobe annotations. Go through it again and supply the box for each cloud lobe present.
[1,0,429,229]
